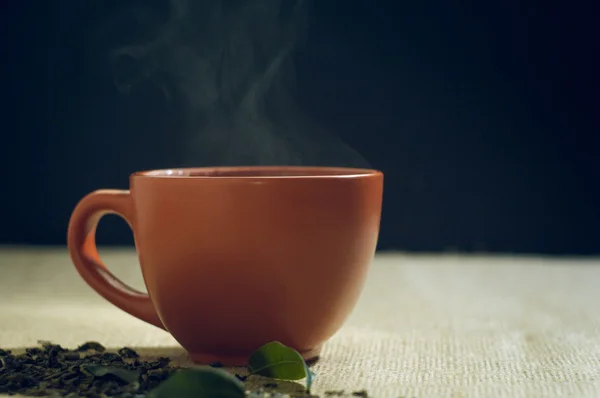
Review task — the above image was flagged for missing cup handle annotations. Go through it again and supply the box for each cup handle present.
[67,189,165,330]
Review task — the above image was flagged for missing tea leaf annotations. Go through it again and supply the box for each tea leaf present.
[76,342,106,352]
[148,367,245,398]
[247,341,314,391]
[81,364,140,384]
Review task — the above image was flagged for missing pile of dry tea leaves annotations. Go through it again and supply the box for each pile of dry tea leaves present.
[0,341,178,397]
[1,341,373,398]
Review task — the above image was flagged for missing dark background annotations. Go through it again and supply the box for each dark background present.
[2,0,598,254]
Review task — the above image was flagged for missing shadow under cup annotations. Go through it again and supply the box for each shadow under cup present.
[68,166,384,365]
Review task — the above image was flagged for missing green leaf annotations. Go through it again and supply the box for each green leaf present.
[247,341,314,392]
[81,364,140,384]
[148,367,245,398]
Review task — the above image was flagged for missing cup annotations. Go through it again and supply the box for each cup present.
[67,166,383,365]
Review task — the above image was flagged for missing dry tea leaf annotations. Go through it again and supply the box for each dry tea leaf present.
[82,364,141,384]
[247,341,314,392]
[118,347,140,359]
[76,341,106,352]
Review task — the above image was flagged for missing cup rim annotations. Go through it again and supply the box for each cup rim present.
[131,166,382,179]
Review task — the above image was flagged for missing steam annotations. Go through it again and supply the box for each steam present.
[109,0,369,167]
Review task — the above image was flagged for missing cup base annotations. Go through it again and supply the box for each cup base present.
[188,345,322,367]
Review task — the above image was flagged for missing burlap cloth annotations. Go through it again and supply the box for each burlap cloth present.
[1,247,600,397]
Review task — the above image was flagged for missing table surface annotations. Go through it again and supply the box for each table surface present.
[1,247,600,398]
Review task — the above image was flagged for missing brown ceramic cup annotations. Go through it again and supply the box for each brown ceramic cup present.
[67,166,383,365]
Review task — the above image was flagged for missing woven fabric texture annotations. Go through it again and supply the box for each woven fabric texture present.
[1,248,600,398]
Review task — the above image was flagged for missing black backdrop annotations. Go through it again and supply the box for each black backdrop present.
[2,0,599,254]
